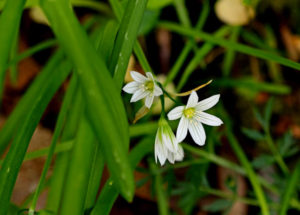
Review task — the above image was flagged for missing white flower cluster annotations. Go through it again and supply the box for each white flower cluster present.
[123,71,223,166]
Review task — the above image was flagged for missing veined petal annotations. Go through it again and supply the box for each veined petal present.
[122,81,140,94]
[167,106,184,120]
[130,71,147,83]
[162,130,178,152]
[176,117,189,142]
[155,132,167,166]
[196,111,223,126]
[130,89,149,102]
[146,72,154,81]
[188,121,206,146]
[186,91,198,108]
[153,84,163,96]
[195,94,220,111]
[175,145,184,161]
[145,94,155,108]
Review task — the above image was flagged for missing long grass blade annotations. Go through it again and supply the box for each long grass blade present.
[40,0,134,201]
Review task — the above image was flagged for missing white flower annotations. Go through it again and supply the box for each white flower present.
[155,118,184,165]
[123,71,163,108]
[167,91,223,146]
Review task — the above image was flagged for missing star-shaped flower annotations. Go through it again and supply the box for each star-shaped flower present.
[167,91,223,146]
[155,117,184,165]
[123,71,163,108]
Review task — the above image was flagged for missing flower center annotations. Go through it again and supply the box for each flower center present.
[183,107,195,119]
[144,80,154,91]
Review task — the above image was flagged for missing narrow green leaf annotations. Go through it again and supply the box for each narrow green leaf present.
[0,58,70,215]
[204,199,232,212]
[0,50,71,155]
[214,78,291,95]
[45,88,84,213]
[40,0,133,201]
[221,105,270,215]
[28,75,78,214]
[242,128,265,141]
[279,161,300,215]
[110,0,148,91]
[59,116,96,215]
[158,21,300,71]
[0,0,26,100]
[91,136,153,215]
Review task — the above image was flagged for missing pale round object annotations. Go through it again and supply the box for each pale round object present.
[215,0,255,26]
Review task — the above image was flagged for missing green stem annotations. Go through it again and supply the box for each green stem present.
[265,130,289,175]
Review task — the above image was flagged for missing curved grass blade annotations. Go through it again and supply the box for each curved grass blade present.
[0,0,26,101]
[0,50,71,155]
[28,75,78,214]
[110,0,148,91]
[159,22,300,71]
[0,58,71,215]
[279,161,300,215]
[91,136,153,215]
[40,0,133,201]
[59,116,96,215]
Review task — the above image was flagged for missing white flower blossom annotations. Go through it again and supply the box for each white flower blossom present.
[155,118,184,165]
[123,71,163,108]
[167,91,223,146]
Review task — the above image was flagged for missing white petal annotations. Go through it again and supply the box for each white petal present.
[146,72,154,81]
[175,145,184,161]
[167,150,175,164]
[145,94,155,108]
[122,81,140,94]
[188,121,206,146]
[153,85,163,96]
[186,91,198,108]
[162,131,178,152]
[195,94,220,111]
[155,135,167,166]
[195,111,223,126]
[130,71,147,83]
[130,89,149,102]
[167,106,184,120]
[176,117,189,142]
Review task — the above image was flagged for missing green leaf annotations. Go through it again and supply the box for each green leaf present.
[147,0,173,10]
[0,0,26,100]
[251,154,275,169]
[279,161,300,215]
[110,0,148,91]
[0,50,71,155]
[0,53,71,215]
[138,9,160,35]
[59,116,96,215]
[242,128,265,141]
[203,199,232,212]
[40,0,133,201]
[264,97,274,127]
[91,136,153,215]
[159,21,300,71]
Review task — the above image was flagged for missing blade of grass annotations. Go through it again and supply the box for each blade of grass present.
[40,0,133,201]
[165,0,210,85]
[222,26,240,77]
[158,21,300,71]
[221,105,270,215]
[177,26,230,91]
[91,136,153,215]
[8,27,19,83]
[0,0,26,101]
[59,116,96,215]
[173,0,191,27]
[0,51,72,155]
[28,75,78,214]
[279,161,300,215]
[213,78,291,94]
[7,39,57,69]
[149,159,169,215]
[0,56,71,215]
[45,88,84,213]
[110,0,148,91]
